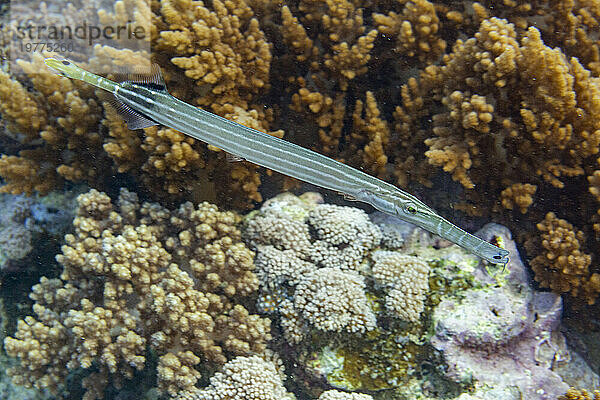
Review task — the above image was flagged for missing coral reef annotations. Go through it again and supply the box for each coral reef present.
[4,188,270,399]
[4,0,600,396]
[244,193,598,398]
[3,0,600,305]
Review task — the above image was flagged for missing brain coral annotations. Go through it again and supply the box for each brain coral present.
[4,188,270,399]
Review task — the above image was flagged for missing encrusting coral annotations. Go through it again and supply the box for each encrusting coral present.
[4,188,270,399]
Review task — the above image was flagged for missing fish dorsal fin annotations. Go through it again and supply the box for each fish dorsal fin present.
[98,91,158,130]
[111,63,167,91]
[99,63,167,130]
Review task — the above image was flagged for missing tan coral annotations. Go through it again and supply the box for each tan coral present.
[4,188,270,399]
[350,92,391,179]
[153,0,271,111]
[559,387,600,400]
[294,267,376,334]
[176,355,295,400]
[318,390,374,400]
[0,54,107,195]
[373,0,446,63]
[281,5,317,62]
[371,250,430,323]
[290,80,346,156]
[525,212,599,304]
[324,29,378,87]
[392,17,600,237]
[500,183,537,214]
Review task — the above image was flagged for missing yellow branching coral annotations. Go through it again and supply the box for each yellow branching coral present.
[4,188,270,398]
[525,212,599,305]
[374,0,446,63]
[394,18,600,210]
[559,387,600,400]
[281,6,317,63]
[350,92,390,179]
[153,0,271,112]
[281,0,377,90]
[500,183,537,214]
[71,0,284,208]
[290,79,346,156]
[324,29,378,83]
[0,54,107,195]
[589,169,600,236]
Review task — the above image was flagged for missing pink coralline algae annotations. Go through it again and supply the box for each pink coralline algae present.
[430,225,579,399]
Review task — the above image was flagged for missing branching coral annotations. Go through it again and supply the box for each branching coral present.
[0,53,108,194]
[279,0,382,169]
[145,0,284,206]
[559,388,600,400]
[152,0,272,114]
[390,16,600,196]
[4,188,270,398]
[525,212,600,305]
[0,0,283,208]
[500,183,537,214]
[411,18,600,192]
[373,0,446,63]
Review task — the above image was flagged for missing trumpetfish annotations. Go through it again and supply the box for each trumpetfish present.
[44,57,509,266]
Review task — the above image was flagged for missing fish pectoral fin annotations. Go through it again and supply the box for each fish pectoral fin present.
[226,153,245,162]
[337,191,357,201]
[100,92,158,130]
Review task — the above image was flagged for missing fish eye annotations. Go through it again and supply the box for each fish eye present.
[61,60,70,65]
[404,203,418,214]
[493,255,502,260]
